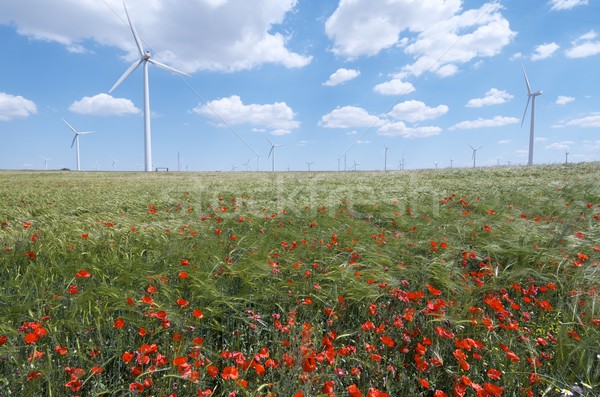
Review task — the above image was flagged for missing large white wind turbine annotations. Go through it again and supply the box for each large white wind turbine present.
[109,2,191,172]
[267,138,283,172]
[63,119,94,171]
[521,66,543,166]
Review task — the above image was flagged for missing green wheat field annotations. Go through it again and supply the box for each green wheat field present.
[0,164,598,397]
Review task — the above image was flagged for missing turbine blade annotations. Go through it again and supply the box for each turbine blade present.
[62,119,77,133]
[71,135,77,148]
[148,59,191,77]
[522,65,532,95]
[79,131,95,135]
[267,137,274,146]
[123,2,144,57]
[521,96,531,127]
[268,146,274,158]
[109,59,143,93]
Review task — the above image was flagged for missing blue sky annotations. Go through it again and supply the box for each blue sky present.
[1,0,599,171]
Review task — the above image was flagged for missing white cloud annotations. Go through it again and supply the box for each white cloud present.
[378,122,442,138]
[531,42,560,61]
[466,88,513,107]
[549,0,588,11]
[69,93,139,116]
[325,1,514,77]
[449,116,519,130]
[319,104,441,138]
[0,92,37,121]
[318,106,383,129]
[387,100,448,123]
[323,68,360,86]
[193,95,300,135]
[565,30,600,58]
[545,141,574,150]
[565,113,600,127]
[555,96,575,105]
[0,0,311,73]
[373,78,416,96]
[497,139,511,144]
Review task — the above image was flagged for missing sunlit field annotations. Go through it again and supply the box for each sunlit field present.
[0,164,598,397]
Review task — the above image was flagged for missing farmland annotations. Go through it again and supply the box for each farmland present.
[0,164,598,396]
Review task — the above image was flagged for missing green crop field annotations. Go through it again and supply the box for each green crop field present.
[0,164,598,397]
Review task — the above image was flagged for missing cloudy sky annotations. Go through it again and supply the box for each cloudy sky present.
[1,0,599,171]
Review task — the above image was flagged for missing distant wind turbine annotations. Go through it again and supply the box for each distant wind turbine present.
[63,119,94,171]
[306,161,314,171]
[433,162,439,169]
[42,157,52,171]
[112,159,119,171]
[109,1,190,172]
[242,159,250,171]
[469,145,483,168]
[267,138,283,172]
[255,152,261,172]
[521,66,543,166]
[384,145,388,172]
[352,160,359,171]
[564,149,569,165]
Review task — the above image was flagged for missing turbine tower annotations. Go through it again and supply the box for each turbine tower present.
[384,145,388,172]
[521,66,543,166]
[469,145,482,168]
[306,161,314,171]
[267,138,283,172]
[109,2,190,172]
[63,119,94,171]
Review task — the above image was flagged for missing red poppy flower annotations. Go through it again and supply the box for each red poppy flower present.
[483,383,504,396]
[419,378,430,388]
[0,335,7,346]
[113,318,125,329]
[487,368,502,380]
[91,366,104,375]
[122,351,134,363]
[177,298,189,307]
[27,371,42,381]
[193,309,204,319]
[75,270,91,278]
[346,384,362,397]
[221,366,239,380]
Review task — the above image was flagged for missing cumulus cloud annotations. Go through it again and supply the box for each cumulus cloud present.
[323,68,360,86]
[545,141,573,150]
[563,113,600,127]
[549,0,588,10]
[531,42,560,61]
[193,95,300,135]
[0,92,37,121]
[0,0,311,73]
[373,78,416,96]
[449,116,519,130]
[69,93,140,116]
[325,1,514,78]
[318,106,383,129]
[319,102,444,138]
[466,88,513,107]
[386,100,448,123]
[565,30,600,58]
[556,96,575,105]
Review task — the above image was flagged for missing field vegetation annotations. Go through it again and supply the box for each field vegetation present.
[0,164,598,396]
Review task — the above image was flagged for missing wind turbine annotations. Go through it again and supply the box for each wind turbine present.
[242,159,250,171]
[42,157,52,171]
[564,149,569,165]
[521,66,543,166]
[306,161,314,171]
[469,145,482,168]
[109,2,191,172]
[112,159,119,171]
[384,145,388,172]
[63,119,94,171]
[352,160,359,171]
[255,152,261,172]
[433,162,439,169]
[267,138,283,172]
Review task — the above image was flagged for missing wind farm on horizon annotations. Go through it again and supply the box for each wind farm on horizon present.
[5,2,592,172]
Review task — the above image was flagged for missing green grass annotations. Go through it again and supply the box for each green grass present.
[0,164,598,396]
